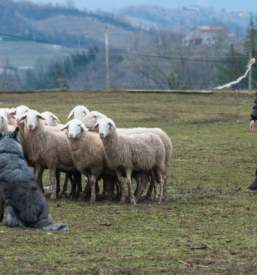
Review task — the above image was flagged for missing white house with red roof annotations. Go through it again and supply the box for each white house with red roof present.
[185,25,236,45]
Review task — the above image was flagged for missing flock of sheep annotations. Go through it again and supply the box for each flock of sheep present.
[0,105,172,204]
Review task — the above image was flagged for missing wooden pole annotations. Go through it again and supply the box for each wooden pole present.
[231,44,239,90]
[105,27,110,90]
[249,26,252,95]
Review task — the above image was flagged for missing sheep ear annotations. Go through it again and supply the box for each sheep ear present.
[8,111,16,118]
[109,121,116,128]
[81,124,87,131]
[18,114,27,122]
[3,115,9,123]
[37,115,46,120]
[92,123,99,131]
[67,109,74,120]
[53,116,60,123]
[61,124,69,131]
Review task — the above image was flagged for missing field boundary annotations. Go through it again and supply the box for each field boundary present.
[126,89,213,94]
[0,88,69,94]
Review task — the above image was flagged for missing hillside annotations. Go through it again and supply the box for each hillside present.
[117,5,254,33]
[0,0,149,49]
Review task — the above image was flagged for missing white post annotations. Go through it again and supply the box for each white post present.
[249,26,252,95]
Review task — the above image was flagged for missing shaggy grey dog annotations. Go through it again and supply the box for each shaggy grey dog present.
[0,128,69,231]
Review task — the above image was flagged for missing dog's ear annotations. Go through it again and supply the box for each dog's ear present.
[0,132,2,138]
[14,127,19,138]
[10,127,19,140]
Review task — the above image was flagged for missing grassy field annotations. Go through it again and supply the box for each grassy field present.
[0,41,83,67]
[0,90,257,274]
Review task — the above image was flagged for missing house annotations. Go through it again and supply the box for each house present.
[185,25,236,45]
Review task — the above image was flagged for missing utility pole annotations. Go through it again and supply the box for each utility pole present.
[105,27,110,90]
[231,44,239,90]
[249,26,252,95]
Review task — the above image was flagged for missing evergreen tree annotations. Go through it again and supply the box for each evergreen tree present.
[49,63,69,89]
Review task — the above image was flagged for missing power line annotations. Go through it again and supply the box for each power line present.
[0,32,247,64]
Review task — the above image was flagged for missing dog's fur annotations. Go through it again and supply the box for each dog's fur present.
[0,128,69,231]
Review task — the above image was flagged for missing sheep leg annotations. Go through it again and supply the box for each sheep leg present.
[102,179,107,196]
[145,171,156,199]
[77,172,82,193]
[103,178,115,200]
[61,173,70,196]
[140,173,150,197]
[0,195,5,222]
[75,172,82,197]
[79,175,90,200]
[116,170,126,203]
[134,174,141,203]
[115,179,121,200]
[163,172,168,201]
[89,175,97,203]
[56,170,61,195]
[34,164,44,193]
[49,168,57,199]
[155,168,164,203]
[125,168,136,205]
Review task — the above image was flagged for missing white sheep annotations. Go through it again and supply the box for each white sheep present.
[0,108,16,125]
[0,110,15,132]
[95,118,166,204]
[8,105,30,122]
[19,110,78,199]
[61,119,111,202]
[67,106,89,121]
[81,111,107,130]
[41,111,60,126]
[83,111,172,200]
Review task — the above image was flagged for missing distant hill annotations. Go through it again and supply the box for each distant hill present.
[0,0,149,49]
[117,5,254,33]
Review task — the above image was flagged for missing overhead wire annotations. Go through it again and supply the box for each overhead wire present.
[0,32,247,64]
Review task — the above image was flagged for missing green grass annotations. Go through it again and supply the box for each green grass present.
[0,90,257,274]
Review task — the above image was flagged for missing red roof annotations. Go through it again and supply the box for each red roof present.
[226,33,236,38]
[186,35,202,40]
[193,26,226,31]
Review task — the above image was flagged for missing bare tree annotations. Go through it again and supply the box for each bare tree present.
[127,26,227,90]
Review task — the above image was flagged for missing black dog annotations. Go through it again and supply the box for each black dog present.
[0,128,69,231]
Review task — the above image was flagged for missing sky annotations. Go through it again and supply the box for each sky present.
[18,0,256,12]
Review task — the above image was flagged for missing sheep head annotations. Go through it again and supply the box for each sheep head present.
[81,111,107,131]
[95,118,116,140]
[67,106,89,121]
[61,119,87,140]
[18,110,45,131]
